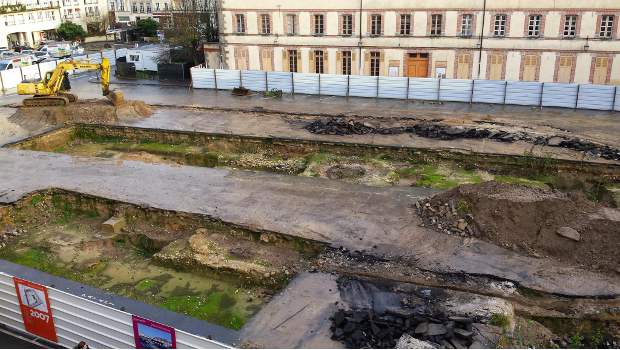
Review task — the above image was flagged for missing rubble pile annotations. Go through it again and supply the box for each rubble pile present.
[414,199,477,237]
[330,308,480,349]
[305,118,620,161]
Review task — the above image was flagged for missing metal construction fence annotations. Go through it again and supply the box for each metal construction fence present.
[0,48,128,92]
[0,272,228,349]
[191,67,620,112]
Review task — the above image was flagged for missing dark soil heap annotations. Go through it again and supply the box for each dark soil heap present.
[416,181,620,272]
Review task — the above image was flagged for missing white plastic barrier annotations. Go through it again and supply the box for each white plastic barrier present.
[378,76,408,99]
[472,80,506,104]
[577,84,617,111]
[0,67,23,90]
[505,81,542,106]
[348,75,377,98]
[191,67,216,89]
[319,74,348,96]
[214,69,240,90]
[439,79,473,103]
[0,272,229,349]
[409,78,439,100]
[293,73,319,95]
[266,71,293,93]
[541,83,579,108]
[20,65,40,82]
[241,70,266,92]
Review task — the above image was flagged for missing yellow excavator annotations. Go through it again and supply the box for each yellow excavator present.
[16,58,123,107]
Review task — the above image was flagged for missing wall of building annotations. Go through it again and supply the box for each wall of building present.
[219,0,620,84]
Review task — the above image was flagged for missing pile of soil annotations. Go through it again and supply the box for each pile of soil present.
[416,182,620,272]
[304,117,620,161]
[9,98,153,126]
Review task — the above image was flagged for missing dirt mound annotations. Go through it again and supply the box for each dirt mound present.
[9,98,153,127]
[416,181,620,273]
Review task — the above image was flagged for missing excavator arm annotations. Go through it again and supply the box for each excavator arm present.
[17,58,113,106]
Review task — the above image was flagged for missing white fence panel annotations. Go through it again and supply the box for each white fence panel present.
[20,65,40,81]
[72,55,88,62]
[266,72,293,93]
[472,80,506,104]
[215,69,240,90]
[409,78,439,100]
[439,79,473,102]
[542,83,579,108]
[505,81,542,106]
[241,70,266,91]
[0,67,23,90]
[319,74,348,96]
[0,273,228,349]
[615,88,620,111]
[348,75,377,98]
[191,68,216,89]
[86,53,103,64]
[577,84,616,111]
[378,76,408,99]
[293,73,319,95]
[38,61,57,76]
[102,50,116,63]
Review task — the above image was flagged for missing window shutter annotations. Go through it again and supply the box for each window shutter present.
[336,51,342,74]
[282,50,288,71]
[379,52,386,76]
[309,50,315,73]
[364,51,370,75]
[324,50,329,74]
[351,51,358,75]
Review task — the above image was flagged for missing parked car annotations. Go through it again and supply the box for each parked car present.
[32,51,50,63]
[0,55,33,70]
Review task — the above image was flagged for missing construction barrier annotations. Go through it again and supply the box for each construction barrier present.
[0,272,229,349]
[190,66,620,112]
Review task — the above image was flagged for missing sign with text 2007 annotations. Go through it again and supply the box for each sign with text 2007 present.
[13,277,58,342]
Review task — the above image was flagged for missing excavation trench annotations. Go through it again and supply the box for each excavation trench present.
[6,124,620,203]
[0,189,323,330]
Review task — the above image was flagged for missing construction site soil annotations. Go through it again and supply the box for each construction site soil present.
[1,94,619,348]
[416,182,620,273]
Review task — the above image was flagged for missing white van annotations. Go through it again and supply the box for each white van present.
[0,55,33,70]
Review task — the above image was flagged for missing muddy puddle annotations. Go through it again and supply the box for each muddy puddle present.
[11,124,618,196]
[0,191,319,330]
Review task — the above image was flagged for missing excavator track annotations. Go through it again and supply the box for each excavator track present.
[22,96,70,107]
[58,92,78,103]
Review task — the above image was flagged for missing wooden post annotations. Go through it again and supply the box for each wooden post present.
[239,69,243,87]
[503,80,508,105]
[37,62,42,80]
[346,74,350,97]
[376,75,380,98]
[291,72,295,95]
[0,71,5,92]
[612,86,618,111]
[265,71,268,92]
[213,69,218,89]
[437,78,442,101]
[469,79,475,104]
[318,74,321,96]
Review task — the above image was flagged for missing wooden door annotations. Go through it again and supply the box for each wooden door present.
[557,56,573,83]
[235,47,248,70]
[406,53,429,77]
[592,57,609,85]
[522,55,539,81]
[488,54,504,80]
[260,48,273,71]
[456,54,471,79]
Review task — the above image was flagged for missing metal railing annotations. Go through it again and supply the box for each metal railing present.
[191,67,620,112]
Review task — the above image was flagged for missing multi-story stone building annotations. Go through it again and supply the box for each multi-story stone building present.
[0,0,109,48]
[109,0,172,25]
[219,0,620,84]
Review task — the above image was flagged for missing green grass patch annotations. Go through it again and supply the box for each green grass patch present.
[30,194,43,206]
[494,175,548,189]
[136,278,157,292]
[160,293,245,330]
[490,313,511,330]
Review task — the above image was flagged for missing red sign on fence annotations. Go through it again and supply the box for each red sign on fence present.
[13,277,58,343]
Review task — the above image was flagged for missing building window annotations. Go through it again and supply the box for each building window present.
[342,14,353,35]
[288,50,298,72]
[314,50,324,74]
[493,14,507,37]
[235,14,245,33]
[400,14,411,35]
[155,2,159,11]
[599,15,614,38]
[260,14,271,34]
[146,3,151,13]
[370,51,380,76]
[460,14,473,37]
[342,51,352,75]
[131,3,137,12]
[528,15,542,37]
[286,14,296,35]
[563,15,577,38]
[431,14,442,36]
[164,3,168,10]
[139,2,143,13]
[313,14,324,35]
[371,14,382,36]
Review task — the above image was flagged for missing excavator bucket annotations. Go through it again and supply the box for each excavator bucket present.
[108,90,125,106]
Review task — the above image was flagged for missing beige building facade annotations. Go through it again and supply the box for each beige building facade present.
[219,0,620,84]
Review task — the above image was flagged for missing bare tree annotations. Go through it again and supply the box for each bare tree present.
[164,0,219,65]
